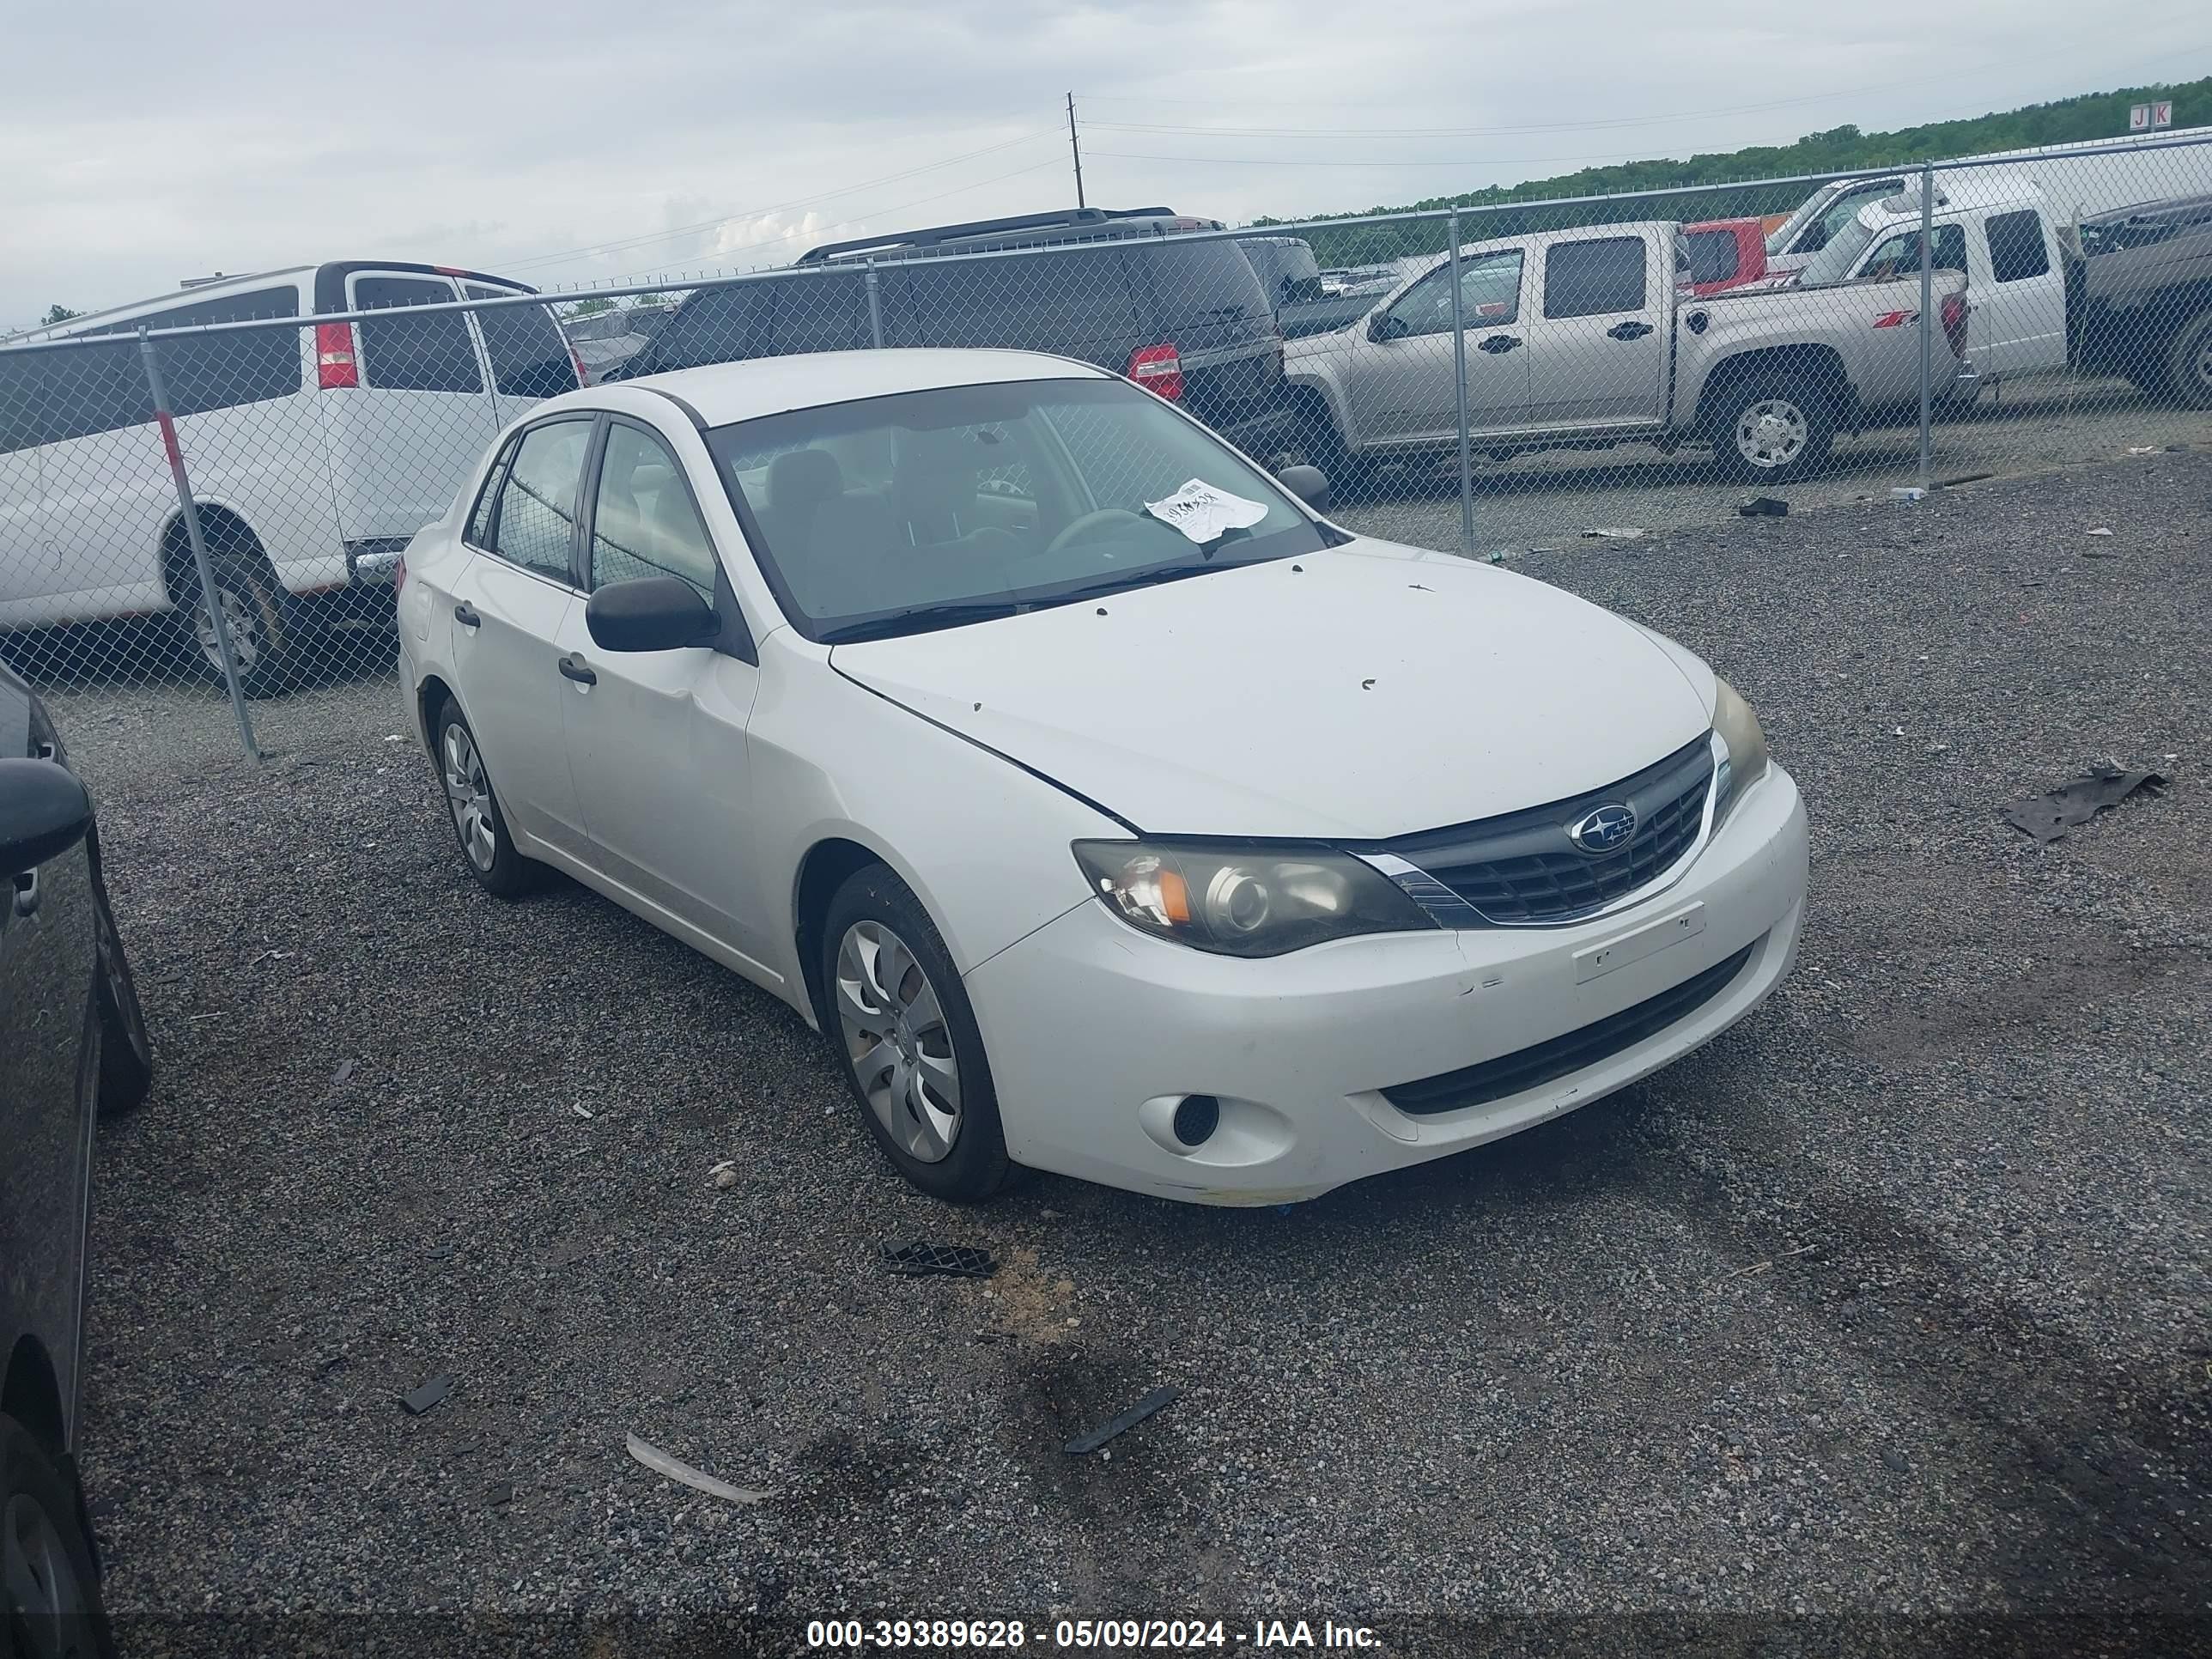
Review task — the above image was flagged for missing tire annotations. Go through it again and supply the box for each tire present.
[1710,374,1836,486]
[818,863,1012,1204]
[1,1413,116,1659]
[2162,307,2212,410]
[1293,393,1359,500]
[173,521,302,699]
[91,879,153,1119]
[433,698,538,900]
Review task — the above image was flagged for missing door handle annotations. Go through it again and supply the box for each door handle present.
[1477,335,1522,354]
[1607,321,1655,341]
[558,654,597,687]
[12,869,38,920]
[453,602,481,629]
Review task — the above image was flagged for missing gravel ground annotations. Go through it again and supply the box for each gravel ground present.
[44,448,2212,1657]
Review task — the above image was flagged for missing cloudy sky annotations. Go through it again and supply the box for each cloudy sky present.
[5,0,2209,326]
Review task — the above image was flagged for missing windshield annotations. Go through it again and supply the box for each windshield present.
[706,377,1329,643]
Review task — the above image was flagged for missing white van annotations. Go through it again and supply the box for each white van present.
[1793,173,2070,392]
[0,260,580,693]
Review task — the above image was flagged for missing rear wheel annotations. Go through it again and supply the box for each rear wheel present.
[1711,374,1836,485]
[1,1413,115,1659]
[434,698,538,900]
[2163,307,2212,410]
[169,519,301,697]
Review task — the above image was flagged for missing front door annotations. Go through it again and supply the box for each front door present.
[331,270,502,544]
[1346,249,1530,441]
[1521,231,1670,428]
[557,417,769,966]
[447,416,593,854]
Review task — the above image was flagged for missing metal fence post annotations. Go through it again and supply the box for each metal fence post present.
[1448,209,1474,556]
[1917,162,1935,494]
[865,260,884,348]
[137,326,259,762]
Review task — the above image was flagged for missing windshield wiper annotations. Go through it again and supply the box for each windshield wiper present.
[818,600,1022,644]
[1046,562,1226,605]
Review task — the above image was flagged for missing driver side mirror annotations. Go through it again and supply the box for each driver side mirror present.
[1368,310,1408,343]
[1277,464,1332,514]
[585,574,720,652]
[0,757,94,877]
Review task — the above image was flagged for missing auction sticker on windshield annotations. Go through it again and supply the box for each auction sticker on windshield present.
[1145,479,1269,544]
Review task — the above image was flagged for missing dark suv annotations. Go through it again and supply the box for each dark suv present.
[613,207,1291,457]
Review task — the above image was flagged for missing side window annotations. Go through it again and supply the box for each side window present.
[899,252,1138,350]
[465,439,514,548]
[134,287,304,418]
[465,284,578,398]
[1862,224,1968,279]
[1683,230,1739,287]
[1986,210,2051,283]
[1802,180,1901,252]
[645,284,762,374]
[1544,238,1647,319]
[1384,251,1523,338]
[489,420,591,582]
[765,272,872,356]
[588,423,718,599]
[353,276,483,393]
[0,340,151,453]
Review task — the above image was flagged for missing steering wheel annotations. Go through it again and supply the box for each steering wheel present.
[1044,507,1145,556]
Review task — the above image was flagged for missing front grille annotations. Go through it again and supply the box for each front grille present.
[1382,942,1757,1116]
[1376,735,1714,926]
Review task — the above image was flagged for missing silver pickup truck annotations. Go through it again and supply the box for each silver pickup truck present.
[1285,220,1969,488]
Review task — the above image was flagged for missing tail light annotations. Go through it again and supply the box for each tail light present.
[316,321,359,389]
[393,553,407,596]
[568,344,588,386]
[1128,343,1183,401]
[1940,291,1969,358]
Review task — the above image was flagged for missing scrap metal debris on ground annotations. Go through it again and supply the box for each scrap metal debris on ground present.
[880,1242,998,1279]
[624,1433,773,1505]
[399,1374,452,1417]
[2003,763,2168,843]
[1739,497,1789,517]
[1063,1386,1180,1455]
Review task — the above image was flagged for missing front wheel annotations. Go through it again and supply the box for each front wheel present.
[1,1413,116,1659]
[2162,307,2212,410]
[819,864,1012,1203]
[1711,377,1835,485]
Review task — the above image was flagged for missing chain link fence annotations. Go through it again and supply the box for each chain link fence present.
[4,132,2209,763]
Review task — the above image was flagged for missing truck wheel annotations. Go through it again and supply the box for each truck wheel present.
[1712,376,1835,485]
[2163,308,2212,410]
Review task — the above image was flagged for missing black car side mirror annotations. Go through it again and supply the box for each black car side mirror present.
[1278,464,1333,514]
[1368,311,1407,343]
[585,575,721,652]
[0,758,93,875]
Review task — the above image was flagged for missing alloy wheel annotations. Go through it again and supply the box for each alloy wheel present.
[193,584,261,674]
[833,920,963,1164]
[441,724,498,873]
[3,1491,91,1659]
[1735,398,1809,469]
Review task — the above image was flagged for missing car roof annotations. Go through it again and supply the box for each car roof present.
[567,347,1115,426]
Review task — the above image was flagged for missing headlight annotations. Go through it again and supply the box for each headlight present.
[1711,678,1769,824]
[1072,841,1437,957]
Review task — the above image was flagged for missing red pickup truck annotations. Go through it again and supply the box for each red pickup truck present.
[1680,218,1771,296]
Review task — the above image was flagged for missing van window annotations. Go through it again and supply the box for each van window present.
[1129,240,1270,332]
[0,340,150,455]
[354,276,483,393]
[900,252,1140,349]
[141,288,304,417]
[489,419,591,582]
[765,273,872,355]
[1545,237,1647,319]
[1986,210,2051,283]
[465,284,577,398]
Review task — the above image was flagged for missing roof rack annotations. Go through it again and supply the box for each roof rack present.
[795,206,1187,264]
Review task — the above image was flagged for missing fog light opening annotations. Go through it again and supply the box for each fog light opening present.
[1171,1094,1221,1147]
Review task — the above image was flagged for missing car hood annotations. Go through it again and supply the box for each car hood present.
[830,538,1715,840]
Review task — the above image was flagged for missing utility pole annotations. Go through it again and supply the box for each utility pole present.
[1066,92,1086,209]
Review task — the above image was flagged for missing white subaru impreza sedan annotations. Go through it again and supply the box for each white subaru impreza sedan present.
[396,348,1807,1206]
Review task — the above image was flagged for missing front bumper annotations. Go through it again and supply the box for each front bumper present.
[964,763,1808,1204]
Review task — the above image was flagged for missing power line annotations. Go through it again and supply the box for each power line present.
[503,121,1063,276]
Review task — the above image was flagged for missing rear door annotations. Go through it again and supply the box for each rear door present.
[333,270,501,544]
[1974,208,2069,380]
[1522,230,1668,428]
[464,283,580,425]
[446,416,593,855]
